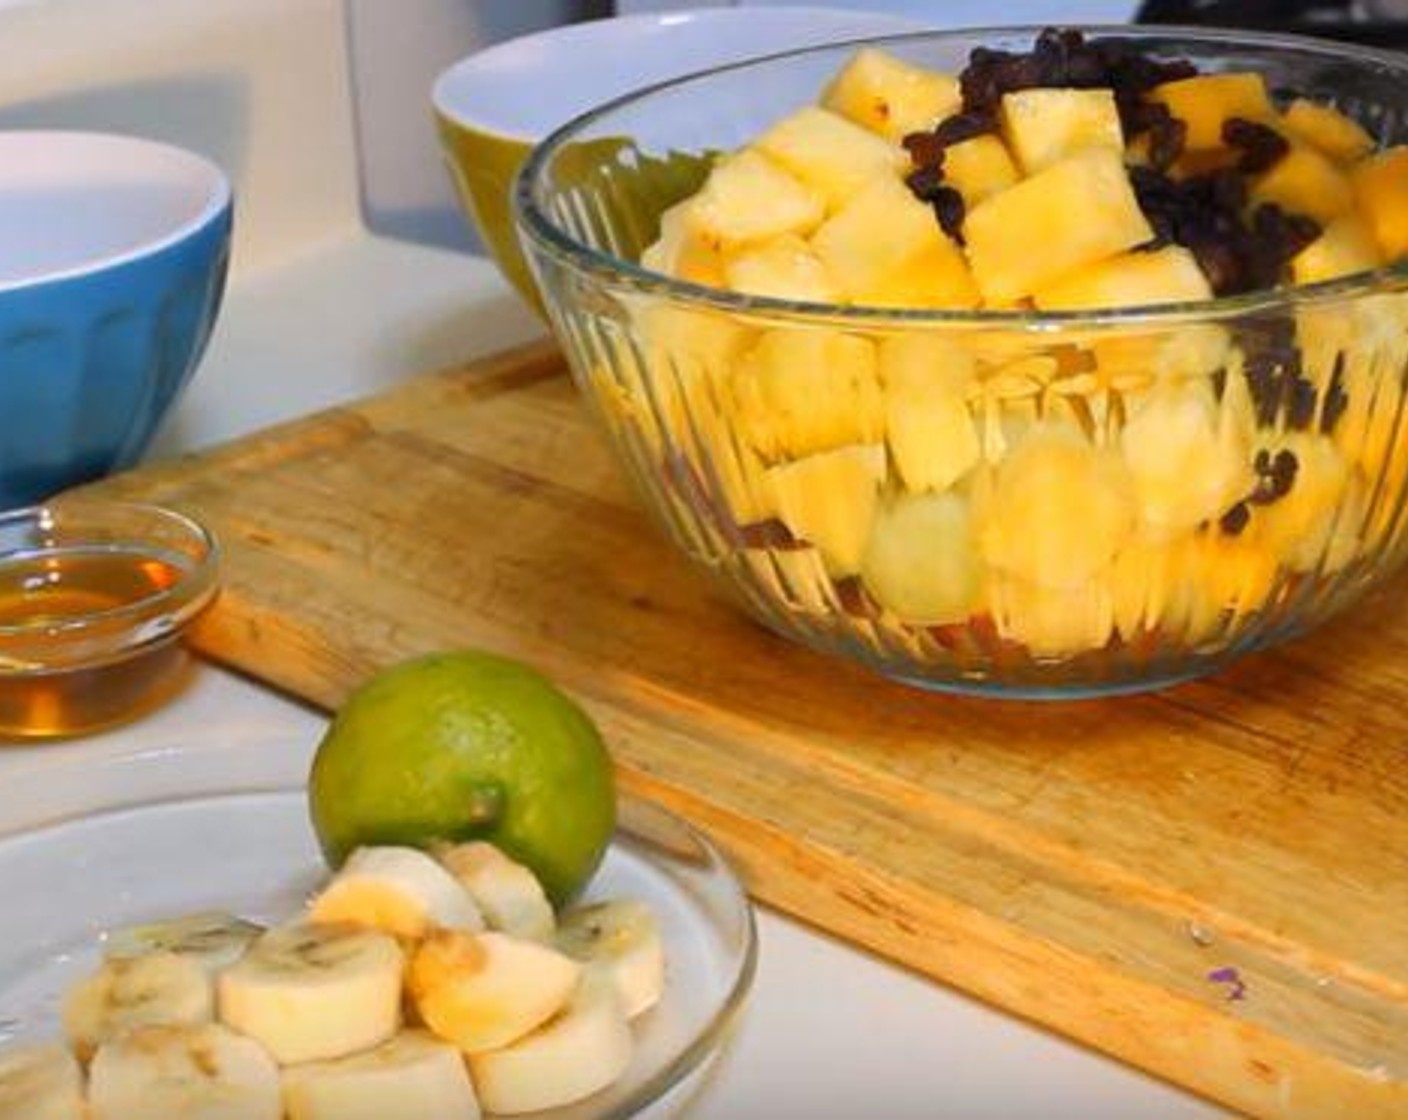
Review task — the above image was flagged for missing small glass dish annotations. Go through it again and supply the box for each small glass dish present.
[0,498,220,738]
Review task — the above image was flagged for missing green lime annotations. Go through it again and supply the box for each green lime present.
[309,651,615,905]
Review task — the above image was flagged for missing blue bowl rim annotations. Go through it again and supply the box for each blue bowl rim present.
[0,130,232,297]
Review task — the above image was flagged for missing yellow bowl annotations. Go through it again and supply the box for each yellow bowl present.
[431,7,921,311]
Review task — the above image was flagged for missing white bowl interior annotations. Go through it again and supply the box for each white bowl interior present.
[0,131,229,290]
[432,5,922,142]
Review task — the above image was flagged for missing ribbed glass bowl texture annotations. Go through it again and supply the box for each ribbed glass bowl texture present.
[516,26,1408,697]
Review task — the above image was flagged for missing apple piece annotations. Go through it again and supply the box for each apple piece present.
[822,47,960,143]
[1000,88,1123,175]
[1281,98,1373,164]
[755,106,906,212]
[963,149,1154,304]
[767,444,887,576]
[940,135,1020,208]
[861,491,981,625]
[724,234,840,303]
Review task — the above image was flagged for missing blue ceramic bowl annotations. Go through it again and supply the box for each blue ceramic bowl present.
[0,131,232,509]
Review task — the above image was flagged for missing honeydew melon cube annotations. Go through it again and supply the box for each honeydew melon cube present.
[1251,144,1354,225]
[963,149,1154,304]
[686,149,825,251]
[941,135,1020,208]
[755,107,906,212]
[811,175,977,308]
[979,423,1136,588]
[1000,88,1124,175]
[731,329,883,460]
[1351,147,1408,262]
[860,491,981,625]
[1148,72,1274,150]
[821,47,961,143]
[767,444,887,576]
[1281,99,1374,164]
[879,336,980,493]
[724,234,840,302]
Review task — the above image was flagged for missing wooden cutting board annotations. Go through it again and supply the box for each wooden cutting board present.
[89,340,1408,1117]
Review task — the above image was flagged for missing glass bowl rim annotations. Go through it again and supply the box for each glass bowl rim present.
[515,22,1408,329]
[0,499,221,642]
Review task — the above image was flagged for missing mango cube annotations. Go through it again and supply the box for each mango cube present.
[724,234,839,302]
[686,150,825,250]
[755,107,906,212]
[731,329,883,459]
[822,47,961,143]
[1000,88,1124,175]
[811,175,977,307]
[1292,214,1383,285]
[768,444,886,576]
[1149,72,1273,150]
[1281,98,1374,164]
[880,336,980,493]
[1033,246,1212,310]
[1252,144,1354,225]
[1352,147,1408,262]
[963,149,1154,304]
[861,491,981,625]
[941,136,1020,208]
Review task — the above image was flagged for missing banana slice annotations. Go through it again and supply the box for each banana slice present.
[408,930,580,1054]
[557,900,665,1019]
[64,951,214,1061]
[88,1023,279,1120]
[218,922,403,1065]
[0,1043,84,1120]
[282,1030,480,1120]
[105,911,263,973]
[308,846,483,939]
[467,969,633,1115]
[434,842,554,942]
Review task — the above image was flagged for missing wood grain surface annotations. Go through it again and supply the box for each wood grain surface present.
[89,340,1408,1117]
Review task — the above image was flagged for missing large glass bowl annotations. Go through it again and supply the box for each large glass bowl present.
[516,26,1408,697]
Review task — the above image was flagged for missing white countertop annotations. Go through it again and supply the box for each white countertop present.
[0,0,1216,1114]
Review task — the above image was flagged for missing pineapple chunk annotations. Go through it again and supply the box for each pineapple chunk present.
[724,234,840,302]
[861,491,981,624]
[1148,72,1274,150]
[822,47,961,143]
[811,175,978,308]
[686,150,825,251]
[1252,144,1354,225]
[1253,433,1351,572]
[1281,98,1373,164]
[1120,381,1252,537]
[1292,214,1383,285]
[1195,532,1280,622]
[1351,147,1408,262]
[880,336,980,492]
[980,423,1135,588]
[768,444,886,576]
[1000,88,1124,175]
[941,136,1020,208]
[1033,246,1211,310]
[755,107,906,212]
[642,200,725,286]
[990,576,1114,658]
[963,149,1154,304]
[731,329,883,459]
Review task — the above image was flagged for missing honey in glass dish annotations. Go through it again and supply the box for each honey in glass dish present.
[0,502,220,740]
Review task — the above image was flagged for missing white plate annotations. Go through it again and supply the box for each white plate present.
[0,734,756,1119]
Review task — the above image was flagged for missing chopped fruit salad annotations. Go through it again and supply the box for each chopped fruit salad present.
[0,841,664,1118]
[630,28,1408,662]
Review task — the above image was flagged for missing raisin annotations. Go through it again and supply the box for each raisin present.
[1321,355,1349,434]
[1222,117,1289,173]
[1219,501,1251,536]
[905,164,947,201]
[1249,448,1299,505]
[932,110,996,147]
[902,131,947,168]
[930,187,967,244]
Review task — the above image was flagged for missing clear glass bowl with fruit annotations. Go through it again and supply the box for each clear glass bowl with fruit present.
[516,26,1408,697]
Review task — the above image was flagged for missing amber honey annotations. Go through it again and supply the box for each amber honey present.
[0,547,195,738]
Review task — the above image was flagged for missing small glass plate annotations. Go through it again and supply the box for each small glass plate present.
[0,736,756,1118]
